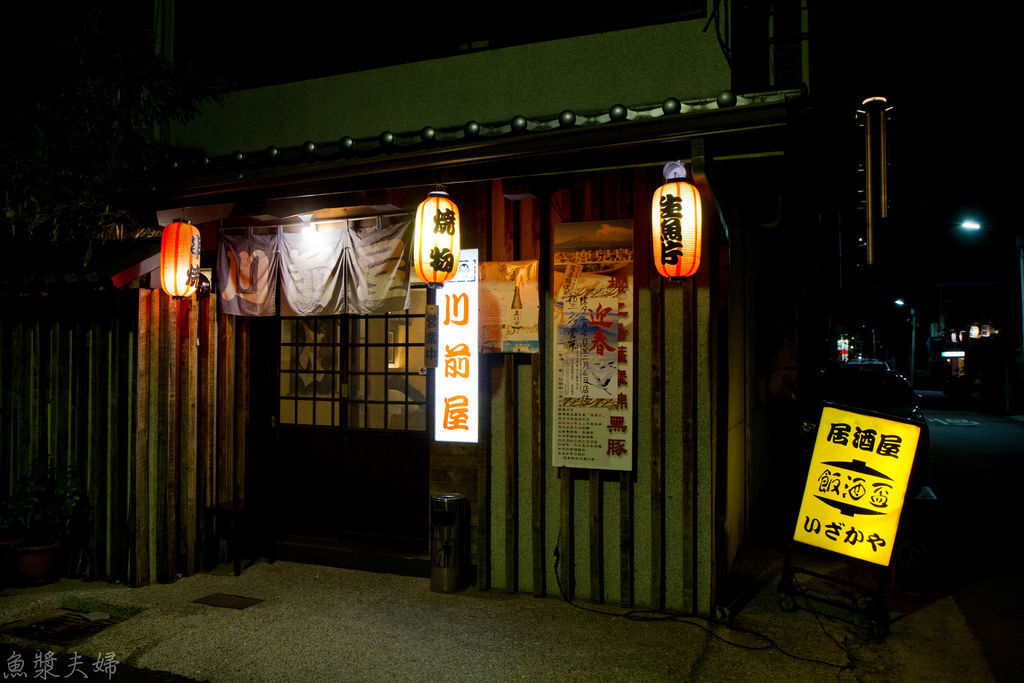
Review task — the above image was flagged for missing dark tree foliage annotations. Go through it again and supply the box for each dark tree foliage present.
[0,3,221,243]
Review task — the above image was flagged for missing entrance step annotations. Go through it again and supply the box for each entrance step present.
[274,534,430,578]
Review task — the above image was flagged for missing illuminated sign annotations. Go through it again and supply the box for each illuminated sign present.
[793,406,920,566]
[941,351,965,358]
[434,250,478,443]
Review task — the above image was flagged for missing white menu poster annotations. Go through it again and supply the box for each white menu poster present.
[551,222,634,470]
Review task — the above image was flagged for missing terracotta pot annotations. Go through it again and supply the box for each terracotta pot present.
[0,538,25,586]
[11,541,61,585]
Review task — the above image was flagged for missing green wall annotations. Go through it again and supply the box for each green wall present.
[169,20,730,156]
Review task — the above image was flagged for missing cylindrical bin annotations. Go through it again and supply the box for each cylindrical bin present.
[430,493,469,593]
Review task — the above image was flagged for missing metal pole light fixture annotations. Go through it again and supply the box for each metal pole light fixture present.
[652,161,702,280]
[413,186,461,288]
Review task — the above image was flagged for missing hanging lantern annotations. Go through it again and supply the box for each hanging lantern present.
[651,162,702,280]
[413,187,461,288]
[160,220,201,298]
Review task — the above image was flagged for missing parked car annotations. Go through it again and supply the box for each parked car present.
[795,362,929,495]
[844,358,892,371]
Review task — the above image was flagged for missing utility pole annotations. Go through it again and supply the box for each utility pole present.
[909,307,917,385]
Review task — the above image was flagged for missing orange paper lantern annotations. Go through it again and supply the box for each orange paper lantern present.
[651,173,701,280]
[160,221,201,298]
[413,189,461,288]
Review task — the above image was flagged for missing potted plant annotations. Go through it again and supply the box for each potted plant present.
[0,507,25,587]
[1,465,84,585]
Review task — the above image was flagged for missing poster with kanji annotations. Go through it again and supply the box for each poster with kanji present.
[550,221,634,471]
[479,260,540,353]
[793,405,921,566]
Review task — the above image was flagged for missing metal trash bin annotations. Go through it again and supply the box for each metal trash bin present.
[430,493,469,593]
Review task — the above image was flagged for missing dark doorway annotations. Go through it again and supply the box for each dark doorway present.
[264,287,431,564]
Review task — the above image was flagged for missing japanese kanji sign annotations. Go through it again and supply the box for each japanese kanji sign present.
[793,405,921,565]
[551,220,634,471]
[434,250,478,443]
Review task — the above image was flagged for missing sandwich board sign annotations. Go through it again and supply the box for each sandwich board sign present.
[793,405,921,566]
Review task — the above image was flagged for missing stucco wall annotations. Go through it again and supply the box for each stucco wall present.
[169,20,730,156]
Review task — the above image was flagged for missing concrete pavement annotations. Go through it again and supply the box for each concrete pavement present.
[0,550,995,682]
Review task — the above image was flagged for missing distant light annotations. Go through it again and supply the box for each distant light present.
[894,298,905,307]
[861,96,888,105]
[941,351,966,358]
[961,220,981,230]
[969,325,980,338]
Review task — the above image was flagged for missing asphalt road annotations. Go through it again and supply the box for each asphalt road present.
[915,396,1024,681]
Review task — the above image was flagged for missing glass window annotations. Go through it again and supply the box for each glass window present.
[279,316,343,426]
[278,284,428,431]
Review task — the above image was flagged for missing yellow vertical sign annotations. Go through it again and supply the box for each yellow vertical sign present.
[793,406,920,566]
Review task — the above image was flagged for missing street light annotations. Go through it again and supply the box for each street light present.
[893,297,916,384]
[958,219,1024,409]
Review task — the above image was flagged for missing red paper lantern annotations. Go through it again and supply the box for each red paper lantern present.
[413,188,461,288]
[651,170,701,280]
[160,221,201,298]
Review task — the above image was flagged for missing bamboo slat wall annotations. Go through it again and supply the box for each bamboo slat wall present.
[133,289,249,586]
[1,292,136,582]
[462,167,721,613]
[1,287,251,587]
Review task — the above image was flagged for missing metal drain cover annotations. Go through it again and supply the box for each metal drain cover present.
[0,609,123,646]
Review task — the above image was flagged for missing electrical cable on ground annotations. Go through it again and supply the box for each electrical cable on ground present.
[552,532,852,672]
[790,574,856,669]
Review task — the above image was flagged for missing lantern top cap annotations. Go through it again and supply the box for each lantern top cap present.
[662,161,688,182]
[426,185,451,198]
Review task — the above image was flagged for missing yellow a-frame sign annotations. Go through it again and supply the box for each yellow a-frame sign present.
[793,405,921,566]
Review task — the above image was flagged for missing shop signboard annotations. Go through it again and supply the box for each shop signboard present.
[434,250,479,443]
[793,405,921,565]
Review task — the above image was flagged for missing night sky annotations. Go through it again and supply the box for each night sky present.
[811,4,1019,321]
